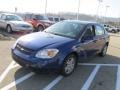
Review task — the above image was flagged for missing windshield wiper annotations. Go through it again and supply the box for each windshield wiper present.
[44,31,75,39]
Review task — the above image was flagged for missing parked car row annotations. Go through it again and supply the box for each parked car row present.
[103,24,120,33]
[23,14,54,31]
[48,16,65,23]
[0,13,33,33]
[0,13,67,34]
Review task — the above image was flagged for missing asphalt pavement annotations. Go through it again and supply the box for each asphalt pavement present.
[0,32,120,90]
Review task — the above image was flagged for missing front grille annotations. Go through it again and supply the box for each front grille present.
[15,44,34,55]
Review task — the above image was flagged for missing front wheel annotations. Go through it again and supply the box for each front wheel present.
[6,25,12,33]
[112,30,116,33]
[61,54,77,76]
[37,25,44,32]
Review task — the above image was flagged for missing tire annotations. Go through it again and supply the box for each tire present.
[37,25,44,32]
[6,25,12,33]
[112,30,116,33]
[99,44,108,57]
[60,54,77,76]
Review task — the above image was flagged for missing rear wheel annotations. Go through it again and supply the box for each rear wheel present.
[6,25,12,33]
[37,25,44,32]
[60,54,77,76]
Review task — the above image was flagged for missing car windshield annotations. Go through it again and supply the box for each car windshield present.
[6,15,23,21]
[45,21,84,38]
[35,15,48,20]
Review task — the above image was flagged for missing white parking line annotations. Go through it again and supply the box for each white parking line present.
[78,63,120,67]
[1,62,119,90]
[0,61,15,83]
[43,75,63,90]
[1,72,35,90]
[116,65,120,90]
[81,65,100,90]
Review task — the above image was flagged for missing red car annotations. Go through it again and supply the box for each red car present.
[23,14,54,31]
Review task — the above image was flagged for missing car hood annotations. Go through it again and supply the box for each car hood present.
[18,32,75,50]
[9,21,32,26]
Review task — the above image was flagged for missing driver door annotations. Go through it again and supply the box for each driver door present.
[79,25,97,58]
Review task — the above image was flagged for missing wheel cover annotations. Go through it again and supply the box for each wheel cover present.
[7,26,11,32]
[65,57,75,74]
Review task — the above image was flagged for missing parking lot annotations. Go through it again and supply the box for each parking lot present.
[0,31,120,90]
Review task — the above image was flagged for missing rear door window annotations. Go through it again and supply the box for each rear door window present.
[95,25,105,35]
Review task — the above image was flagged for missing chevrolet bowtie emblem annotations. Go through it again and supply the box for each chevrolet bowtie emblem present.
[20,48,24,51]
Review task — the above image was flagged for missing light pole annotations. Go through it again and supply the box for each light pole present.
[45,0,47,15]
[15,7,17,13]
[77,0,80,20]
[104,5,110,23]
[96,0,103,21]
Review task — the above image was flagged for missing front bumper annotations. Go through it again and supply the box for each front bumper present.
[12,26,33,32]
[12,48,61,70]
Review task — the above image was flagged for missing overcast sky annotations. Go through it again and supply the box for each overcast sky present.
[0,0,120,18]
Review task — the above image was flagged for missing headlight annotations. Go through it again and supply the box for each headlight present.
[35,49,59,59]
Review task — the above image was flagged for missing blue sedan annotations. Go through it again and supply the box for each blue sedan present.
[12,20,110,76]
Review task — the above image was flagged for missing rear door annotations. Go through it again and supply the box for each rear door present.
[94,24,106,52]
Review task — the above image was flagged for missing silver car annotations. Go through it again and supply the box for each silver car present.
[0,13,33,33]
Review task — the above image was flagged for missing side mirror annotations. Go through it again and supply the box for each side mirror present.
[81,36,94,43]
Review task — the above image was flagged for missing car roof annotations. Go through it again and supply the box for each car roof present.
[63,20,98,25]
[25,13,45,16]
[0,13,17,16]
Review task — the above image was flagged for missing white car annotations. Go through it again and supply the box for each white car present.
[103,24,110,32]
[0,13,33,33]
[48,17,65,23]
[109,26,119,33]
